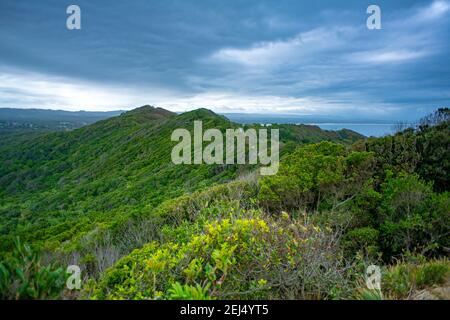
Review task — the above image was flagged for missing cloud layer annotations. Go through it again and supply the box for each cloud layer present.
[0,0,449,120]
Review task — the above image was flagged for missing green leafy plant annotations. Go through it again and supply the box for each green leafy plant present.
[382,259,449,299]
[167,282,212,300]
[0,239,67,299]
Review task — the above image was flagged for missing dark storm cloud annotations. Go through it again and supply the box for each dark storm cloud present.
[0,0,449,119]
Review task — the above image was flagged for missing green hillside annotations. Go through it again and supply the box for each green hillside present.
[1,106,448,300]
[0,106,362,263]
[88,109,449,300]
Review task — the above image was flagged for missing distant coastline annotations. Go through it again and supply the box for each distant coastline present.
[222,113,398,137]
[308,123,395,137]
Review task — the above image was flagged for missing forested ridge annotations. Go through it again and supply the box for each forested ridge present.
[0,106,448,300]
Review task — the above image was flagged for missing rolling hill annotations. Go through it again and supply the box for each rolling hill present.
[0,106,448,300]
[0,105,363,258]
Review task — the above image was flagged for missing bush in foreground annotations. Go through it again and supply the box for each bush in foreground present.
[0,239,67,299]
[88,210,351,300]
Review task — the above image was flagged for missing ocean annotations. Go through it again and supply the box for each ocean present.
[221,113,397,137]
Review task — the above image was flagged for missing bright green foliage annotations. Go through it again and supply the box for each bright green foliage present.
[415,260,449,287]
[0,107,359,260]
[167,282,212,300]
[358,289,384,300]
[62,179,259,278]
[0,239,67,299]
[0,107,448,300]
[382,259,449,299]
[258,141,374,211]
[90,211,350,300]
[0,107,238,255]
[86,121,448,300]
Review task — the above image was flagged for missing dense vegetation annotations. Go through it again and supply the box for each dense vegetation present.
[0,107,361,267]
[0,106,448,300]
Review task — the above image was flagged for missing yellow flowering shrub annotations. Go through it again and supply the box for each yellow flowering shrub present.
[89,210,349,300]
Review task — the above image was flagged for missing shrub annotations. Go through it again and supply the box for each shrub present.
[382,259,449,299]
[358,288,383,300]
[89,210,351,300]
[258,142,374,212]
[343,227,380,259]
[0,239,67,299]
[415,261,449,287]
[59,180,258,279]
[167,282,212,300]
[383,264,412,298]
[379,172,450,258]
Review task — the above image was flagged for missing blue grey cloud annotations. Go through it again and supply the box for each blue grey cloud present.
[0,0,449,120]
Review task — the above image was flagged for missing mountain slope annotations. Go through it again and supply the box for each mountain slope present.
[1,107,448,300]
[89,112,449,300]
[0,106,363,257]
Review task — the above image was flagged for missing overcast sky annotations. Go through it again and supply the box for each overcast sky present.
[0,0,449,120]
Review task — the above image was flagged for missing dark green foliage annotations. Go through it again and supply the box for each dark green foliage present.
[342,227,380,258]
[0,239,67,299]
[363,108,449,192]
[378,173,449,257]
[276,123,363,145]
[258,141,374,211]
[415,121,450,192]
